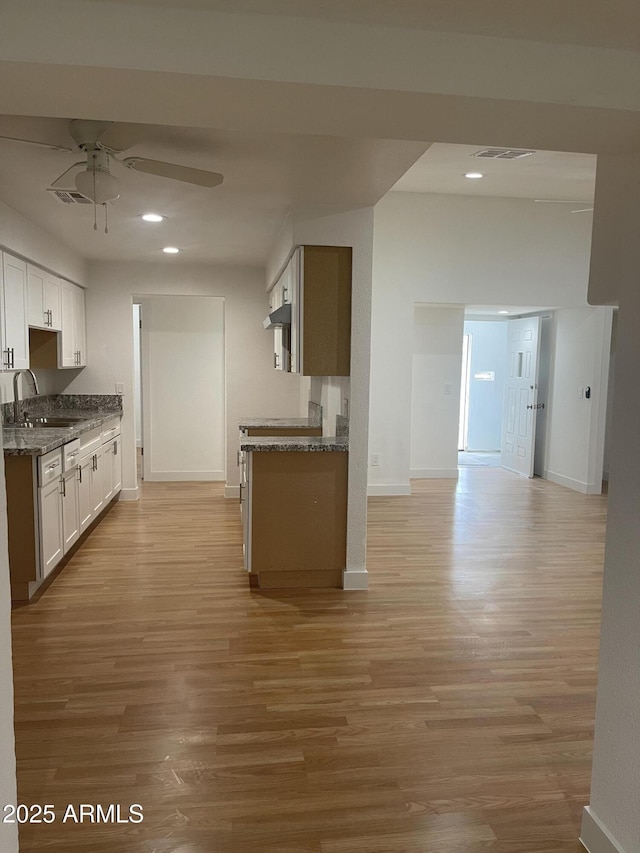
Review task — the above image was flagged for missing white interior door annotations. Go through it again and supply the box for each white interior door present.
[501,316,541,477]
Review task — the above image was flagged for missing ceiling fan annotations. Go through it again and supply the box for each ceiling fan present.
[0,119,224,226]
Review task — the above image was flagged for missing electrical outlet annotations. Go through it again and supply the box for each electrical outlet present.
[370,453,380,467]
[115,382,125,395]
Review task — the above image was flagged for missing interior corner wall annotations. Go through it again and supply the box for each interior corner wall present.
[410,305,464,478]
[61,261,304,496]
[544,306,613,494]
[370,192,594,493]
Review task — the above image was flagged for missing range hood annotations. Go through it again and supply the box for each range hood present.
[263,302,291,329]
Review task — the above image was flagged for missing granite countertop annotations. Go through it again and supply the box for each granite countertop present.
[240,435,348,452]
[2,409,123,457]
[239,417,320,429]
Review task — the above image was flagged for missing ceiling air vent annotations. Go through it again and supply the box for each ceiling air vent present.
[472,148,536,160]
[47,189,92,204]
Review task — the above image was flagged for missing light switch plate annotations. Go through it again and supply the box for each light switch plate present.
[115,382,125,395]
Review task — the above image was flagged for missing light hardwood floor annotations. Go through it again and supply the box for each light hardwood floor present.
[11,468,607,852]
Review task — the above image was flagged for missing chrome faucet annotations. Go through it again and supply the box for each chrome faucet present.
[13,369,40,423]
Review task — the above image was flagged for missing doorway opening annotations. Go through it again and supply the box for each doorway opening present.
[133,295,226,483]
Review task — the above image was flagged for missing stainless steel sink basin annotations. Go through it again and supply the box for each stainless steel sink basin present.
[9,420,78,429]
[28,416,87,424]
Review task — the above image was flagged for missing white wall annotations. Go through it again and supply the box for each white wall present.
[267,205,374,588]
[410,305,464,480]
[63,261,304,499]
[464,319,508,452]
[370,192,595,493]
[544,307,613,494]
[141,296,225,481]
[132,304,142,448]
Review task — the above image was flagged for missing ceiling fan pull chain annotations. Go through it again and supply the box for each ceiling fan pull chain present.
[104,203,109,235]
[93,165,98,231]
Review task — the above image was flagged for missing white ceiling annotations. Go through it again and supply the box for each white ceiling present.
[0,116,598,268]
[0,116,427,265]
[93,0,640,50]
[392,143,596,203]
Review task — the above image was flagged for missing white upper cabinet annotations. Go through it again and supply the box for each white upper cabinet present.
[27,264,61,331]
[59,280,87,368]
[1,252,30,371]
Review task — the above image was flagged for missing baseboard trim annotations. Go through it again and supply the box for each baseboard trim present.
[580,806,627,853]
[410,468,459,479]
[545,470,602,495]
[144,471,226,482]
[225,485,240,499]
[367,483,411,496]
[343,569,369,590]
[119,486,139,501]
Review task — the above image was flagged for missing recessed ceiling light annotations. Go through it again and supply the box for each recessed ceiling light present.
[498,310,510,315]
[464,172,484,180]
[141,213,165,223]
[162,246,180,254]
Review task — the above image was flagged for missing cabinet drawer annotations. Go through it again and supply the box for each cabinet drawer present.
[38,448,62,486]
[62,439,81,472]
[101,418,121,443]
[80,426,102,456]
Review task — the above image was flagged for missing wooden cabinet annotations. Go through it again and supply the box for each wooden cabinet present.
[27,264,61,331]
[291,245,352,376]
[241,449,348,589]
[267,246,352,376]
[59,280,86,367]
[1,252,30,370]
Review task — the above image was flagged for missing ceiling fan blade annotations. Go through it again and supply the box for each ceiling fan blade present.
[0,134,72,152]
[122,157,224,187]
[571,208,594,214]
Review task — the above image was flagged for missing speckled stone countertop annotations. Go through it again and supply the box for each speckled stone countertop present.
[240,436,348,452]
[3,409,122,457]
[239,417,320,429]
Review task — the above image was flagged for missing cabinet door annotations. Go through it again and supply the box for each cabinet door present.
[44,272,61,331]
[78,455,93,533]
[74,285,87,366]
[62,468,80,553]
[39,478,64,578]
[59,280,77,367]
[27,264,47,329]
[103,441,114,504]
[271,280,285,371]
[91,447,104,516]
[2,253,29,370]
[111,437,122,496]
[289,250,301,374]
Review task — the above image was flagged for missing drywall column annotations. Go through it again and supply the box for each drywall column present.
[581,155,640,853]
[0,453,18,853]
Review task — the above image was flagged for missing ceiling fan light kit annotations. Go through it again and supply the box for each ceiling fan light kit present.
[74,149,120,204]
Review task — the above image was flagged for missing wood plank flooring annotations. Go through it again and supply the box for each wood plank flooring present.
[10,469,607,852]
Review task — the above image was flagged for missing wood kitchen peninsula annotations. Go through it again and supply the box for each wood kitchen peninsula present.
[239,435,348,589]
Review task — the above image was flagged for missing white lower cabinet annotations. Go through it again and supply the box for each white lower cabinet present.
[39,475,64,579]
[62,467,81,553]
[5,416,123,602]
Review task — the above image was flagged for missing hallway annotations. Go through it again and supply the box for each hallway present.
[11,469,607,852]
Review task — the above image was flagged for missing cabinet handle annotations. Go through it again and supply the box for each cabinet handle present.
[274,352,279,369]
[9,348,14,369]
[92,454,97,471]
[78,350,82,365]
[113,441,118,456]
[46,460,60,472]
[77,464,82,483]
[60,477,66,498]
[239,482,244,505]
